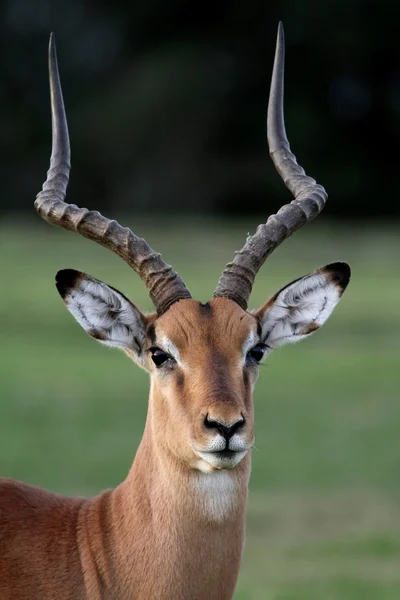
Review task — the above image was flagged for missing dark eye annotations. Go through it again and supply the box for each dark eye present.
[247,344,266,364]
[151,348,171,367]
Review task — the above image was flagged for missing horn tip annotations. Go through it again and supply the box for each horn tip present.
[48,32,61,90]
[277,21,285,45]
[48,33,57,68]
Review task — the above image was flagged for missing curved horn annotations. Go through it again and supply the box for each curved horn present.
[35,34,191,316]
[213,22,327,310]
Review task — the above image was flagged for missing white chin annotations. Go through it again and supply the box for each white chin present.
[196,450,247,471]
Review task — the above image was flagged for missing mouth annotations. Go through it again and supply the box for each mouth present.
[195,449,248,470]
[215,449,237,458]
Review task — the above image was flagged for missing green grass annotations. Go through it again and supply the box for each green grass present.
[1,217,400,599]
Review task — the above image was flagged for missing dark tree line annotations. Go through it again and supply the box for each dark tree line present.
[1,0,400,219]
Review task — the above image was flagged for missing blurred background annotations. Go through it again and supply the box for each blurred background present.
[1,0,400,598]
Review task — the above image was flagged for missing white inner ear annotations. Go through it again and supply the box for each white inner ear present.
[260,272,341,349]
[65,277,145,353]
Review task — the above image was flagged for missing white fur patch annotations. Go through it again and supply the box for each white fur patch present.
[192,471,241,521]
[159,335,182,364]
[64,276,145,353]
[241,331,257,364]
[260,271,341,348]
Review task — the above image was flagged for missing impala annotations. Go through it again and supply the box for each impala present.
[0,23,350,600]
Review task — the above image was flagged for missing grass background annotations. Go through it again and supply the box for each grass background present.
[1,217,399,599]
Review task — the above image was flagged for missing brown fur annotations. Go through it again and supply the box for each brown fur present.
[0,298,257,600]
[301,322,320,335]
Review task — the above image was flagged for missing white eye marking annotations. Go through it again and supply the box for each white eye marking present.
[159,335,182,365]
[241,331,257,364]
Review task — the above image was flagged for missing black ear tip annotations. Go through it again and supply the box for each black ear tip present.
[55,269,82,298]
[324,262,351,290]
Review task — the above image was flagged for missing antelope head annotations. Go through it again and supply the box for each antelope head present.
[35,24,350,476]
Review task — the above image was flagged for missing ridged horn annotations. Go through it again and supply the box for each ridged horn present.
[35,33,192,316]
[213,22,327,309]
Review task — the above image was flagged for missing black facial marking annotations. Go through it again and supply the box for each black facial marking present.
[147,323,156,345]
[324,262,351,290]
[55,269,82,299]
[177,373,184,387]
[256,321,262,339]
[199,302,212,313]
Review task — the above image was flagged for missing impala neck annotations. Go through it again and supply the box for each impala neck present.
[80,391,251,599]
[120,402,251,524]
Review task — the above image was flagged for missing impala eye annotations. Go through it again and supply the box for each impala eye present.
[150,348,171,367]
[247,344,266,364]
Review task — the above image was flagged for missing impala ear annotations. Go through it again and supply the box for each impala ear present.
[254,262,350,350]
[55,269,148,360]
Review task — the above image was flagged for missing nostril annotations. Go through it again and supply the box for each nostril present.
[231,416,245,435]
[204,415,215,430]
[204,415,245,438]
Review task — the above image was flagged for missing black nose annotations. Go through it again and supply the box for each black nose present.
[204,415,245,440]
